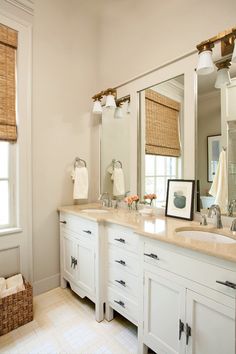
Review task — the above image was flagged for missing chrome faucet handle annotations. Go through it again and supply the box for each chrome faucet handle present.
[230,219,236,232]
[228,200,236,217]
[208,204,223,229]
[200,214,208,226]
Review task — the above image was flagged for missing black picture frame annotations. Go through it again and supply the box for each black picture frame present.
[165,179,195,221]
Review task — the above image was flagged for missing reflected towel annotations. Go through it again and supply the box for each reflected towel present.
[112,167,125,196]
[72,167,88,199]
[209,150,228,213]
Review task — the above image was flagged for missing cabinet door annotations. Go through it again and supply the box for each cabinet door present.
[75,239,95,295]
[62,232,76,282]
[143,271,186,354]
[186,290,235,354]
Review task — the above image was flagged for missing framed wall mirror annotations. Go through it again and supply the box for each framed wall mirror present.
[196,67,236,215]
[100,101,130,197]
[138,75,184,207]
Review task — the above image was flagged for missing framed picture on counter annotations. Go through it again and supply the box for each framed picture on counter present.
[165,179,195,220]
[207,134,221,182]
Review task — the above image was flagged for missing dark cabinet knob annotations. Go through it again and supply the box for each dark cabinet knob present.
[115,260,126,266]
[83,230,92,234]
[60,220,67,224]
[115,238,125,243]
[115,280,126,287]
[114,300,125,308]
[216,280,236,289]
[144,253,159,260]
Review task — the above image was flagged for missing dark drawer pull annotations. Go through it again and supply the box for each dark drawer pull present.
[216,280,236,289]
[83,230,92,234]
[115,260,126,266]
[114,300,125,308]
[115,280,126,287]
[71,256,74,268]
[179,319,184,340]
[114,238,125,243]
[73,259,77,269]
[60,220,67,224]
[144,253,159,260]
[186,323,191,345]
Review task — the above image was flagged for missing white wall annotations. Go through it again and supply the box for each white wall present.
[98,0,236,88]
[32,0,99,293]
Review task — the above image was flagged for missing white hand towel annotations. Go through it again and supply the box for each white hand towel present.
[112,167,125,196]
[209,150,228,213]
[73,167,88,199]
[0,286,21,298]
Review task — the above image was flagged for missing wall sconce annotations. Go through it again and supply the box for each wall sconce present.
[105,89,117,109]
[215,59,231,88]
[92,97,103,114]
[196,43,214,75]
[196,26,236,88]
[92,89,130,118]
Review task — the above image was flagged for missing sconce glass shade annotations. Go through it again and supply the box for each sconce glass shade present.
[93,99,103,114]
[196,50,214,75]
[232,38,236,63]
[114,106,123,119]
[105,94,117,108]
[215,68,231,89]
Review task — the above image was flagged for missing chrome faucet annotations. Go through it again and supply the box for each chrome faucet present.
[208,205,223,229]
[98,192,112,207]
[230,219,236,232]
[227,200,236,217]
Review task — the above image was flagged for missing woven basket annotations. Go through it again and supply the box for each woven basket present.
[0,278,33,336]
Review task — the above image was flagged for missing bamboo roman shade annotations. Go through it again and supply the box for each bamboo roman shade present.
[0,23,18,142]
[145,89,181,157]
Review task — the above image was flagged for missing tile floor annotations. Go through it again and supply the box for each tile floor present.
[0,287,138,354]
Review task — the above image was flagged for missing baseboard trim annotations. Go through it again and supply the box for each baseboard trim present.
[33,273,60,295]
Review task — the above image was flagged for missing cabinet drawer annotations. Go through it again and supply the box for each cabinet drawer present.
[107,286,138,323]
[108,246,139,276]
[107,226,138,253]
[143,241,236,298]
[60,212,97,239]
[108,265,138,299]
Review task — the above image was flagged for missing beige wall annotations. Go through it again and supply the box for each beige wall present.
[32,0,99,293]
[98,0,236,88]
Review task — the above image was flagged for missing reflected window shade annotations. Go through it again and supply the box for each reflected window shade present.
[0,23,18,142]
[145,89,181,157]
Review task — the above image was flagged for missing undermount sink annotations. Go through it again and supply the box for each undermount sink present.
[176,229,236,244]
[81,208,109,213]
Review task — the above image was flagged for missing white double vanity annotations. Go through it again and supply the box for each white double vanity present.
[59,205,236,354]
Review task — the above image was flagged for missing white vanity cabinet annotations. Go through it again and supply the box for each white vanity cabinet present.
[141,238,236,354]
[59,212,104,322]
[105,224,140,325]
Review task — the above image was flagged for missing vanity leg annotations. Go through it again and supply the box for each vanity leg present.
[60,276,67,289]
[138,341,148,354]
[105,303,114,321]
[95,302,104,322]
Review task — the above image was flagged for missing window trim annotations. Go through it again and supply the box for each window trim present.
[0,142,17,229]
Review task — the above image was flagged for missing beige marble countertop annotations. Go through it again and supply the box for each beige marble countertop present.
[58,204,236,263]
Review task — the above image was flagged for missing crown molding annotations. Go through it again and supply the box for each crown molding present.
[4,0,34,15]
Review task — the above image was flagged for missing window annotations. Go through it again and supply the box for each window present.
[0,141,14,228]
[145,154,179,205]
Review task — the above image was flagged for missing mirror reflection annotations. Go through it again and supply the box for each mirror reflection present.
[138,75,184,207]
[100,101,130,198]
[196,68,236,215]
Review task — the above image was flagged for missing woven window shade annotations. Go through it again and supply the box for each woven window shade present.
[145,89,181,157]
[0,23,18,142]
